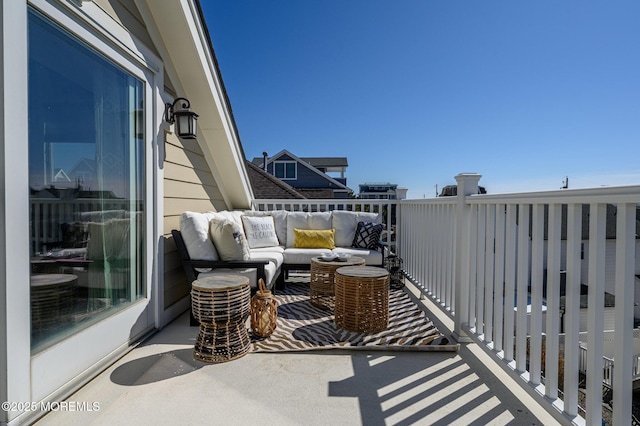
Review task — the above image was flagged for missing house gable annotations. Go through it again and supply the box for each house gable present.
[262,150,351,194]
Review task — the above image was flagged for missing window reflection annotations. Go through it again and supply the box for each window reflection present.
[28,9,145,352]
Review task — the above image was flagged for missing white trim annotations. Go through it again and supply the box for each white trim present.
[41,0,162,72]
[1,3,31,424]
[30,0,161,79]
[21,1,161,413]
[139,0,254,209]
[274,160,297,180]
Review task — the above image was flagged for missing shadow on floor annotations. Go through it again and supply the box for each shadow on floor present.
[328,345,540,426]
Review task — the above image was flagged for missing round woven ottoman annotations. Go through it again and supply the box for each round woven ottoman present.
[310,256,365,310]
[31,274,77,334]
[334,266,389,333]
[191,275,251,363]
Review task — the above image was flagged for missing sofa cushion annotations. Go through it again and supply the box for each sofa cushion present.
[286,211,332,248]
[332,211,380,247]
[241,215,280,248]
[242,210,288,245]
[209,218,250,261]
[294,229,336,249]
[179,211,219,260]
[209,210,246,237]
[332,247,383,265]
[283,248,332,265]
[352,221,384,249]
[250,245,285,255]
[248,249,284,267]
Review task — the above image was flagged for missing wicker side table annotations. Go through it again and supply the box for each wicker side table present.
[191,275,251,363]
[334,266,389,333]
[310,256,365,310]
[31,274,77,334]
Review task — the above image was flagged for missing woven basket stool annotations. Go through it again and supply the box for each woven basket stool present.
[31,274,77,334]
[250,278,278,338]
[191,275,251,363]
[309,256,365,310]
[334,266,389,333]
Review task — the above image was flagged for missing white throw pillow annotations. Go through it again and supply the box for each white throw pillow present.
[209,218,250,261]
[209,210,246,238]
[243,210,288,246]
[241,215,280,248]
[179,211,219,260]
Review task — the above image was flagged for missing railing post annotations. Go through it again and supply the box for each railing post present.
[452,173,481,343]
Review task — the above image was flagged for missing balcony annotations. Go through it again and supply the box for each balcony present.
[37,278,558,425]
[38,173,640,425]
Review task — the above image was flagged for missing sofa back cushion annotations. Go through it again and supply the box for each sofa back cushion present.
[241,215,280,248]
[286,211,332,248]
[209,218,251,261]
[242,210,288,245]
[332,211,380,248]
[293,229,336,249]
[179,211,219,260]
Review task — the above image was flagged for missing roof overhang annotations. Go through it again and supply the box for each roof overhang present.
[139,0,253,208]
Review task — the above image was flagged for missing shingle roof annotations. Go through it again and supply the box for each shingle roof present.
[251,156,349,168]
[245,161,306,199]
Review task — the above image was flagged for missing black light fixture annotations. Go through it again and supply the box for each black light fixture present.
[164,97,198,139]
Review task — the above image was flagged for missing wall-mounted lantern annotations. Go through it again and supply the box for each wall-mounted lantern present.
[164,97,198,139]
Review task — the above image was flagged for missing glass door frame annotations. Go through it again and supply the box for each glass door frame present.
[25,0,163,404]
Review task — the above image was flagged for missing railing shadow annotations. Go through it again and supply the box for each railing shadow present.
[329,346,545,425]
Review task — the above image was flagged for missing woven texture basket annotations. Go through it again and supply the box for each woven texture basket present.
[334,266,389,333]
[250,279,278,338]
[191,275,251,363]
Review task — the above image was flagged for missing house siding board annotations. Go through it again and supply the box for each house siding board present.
[163,131,227,309]
[93,0,159,56]
[291,165,336,189]
[165,142,211,172]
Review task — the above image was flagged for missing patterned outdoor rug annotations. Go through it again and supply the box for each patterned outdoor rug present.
[251,276,459,352]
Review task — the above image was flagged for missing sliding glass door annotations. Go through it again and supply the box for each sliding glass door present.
[28,8,146,352]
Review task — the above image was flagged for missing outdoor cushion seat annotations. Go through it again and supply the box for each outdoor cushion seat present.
[332,247,383,265]
[197,261,279,291]
[282,248,332,265]
[249,249,284,266]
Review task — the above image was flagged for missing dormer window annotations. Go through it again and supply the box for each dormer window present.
[274,161,296,179]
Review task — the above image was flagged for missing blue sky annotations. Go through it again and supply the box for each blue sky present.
[201,1,640,199]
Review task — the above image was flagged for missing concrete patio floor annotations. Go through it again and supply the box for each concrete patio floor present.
[35,280,561,426]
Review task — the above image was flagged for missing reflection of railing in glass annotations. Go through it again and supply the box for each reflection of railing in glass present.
[29,198,145,351]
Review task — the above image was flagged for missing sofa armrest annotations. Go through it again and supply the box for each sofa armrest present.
[171,229,268,284]
[185,259,268,283]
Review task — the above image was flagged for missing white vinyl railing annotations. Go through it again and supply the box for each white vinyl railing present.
[396,173,640,426]
[30,199,139,254]
[251,198,398,253]
[252,174,639,425]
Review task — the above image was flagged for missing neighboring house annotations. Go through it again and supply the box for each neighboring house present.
[252,150,352,199]
[68,157,97,189]
[245,160,306,200]
[1,1,253,424]
[359,182,407,200]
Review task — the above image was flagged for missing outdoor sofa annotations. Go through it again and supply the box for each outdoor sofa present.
[172,209,386,293]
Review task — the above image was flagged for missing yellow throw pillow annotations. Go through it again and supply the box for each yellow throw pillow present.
[293,228,336,249]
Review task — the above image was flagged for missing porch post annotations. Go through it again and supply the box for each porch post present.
[452,173,481,343]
